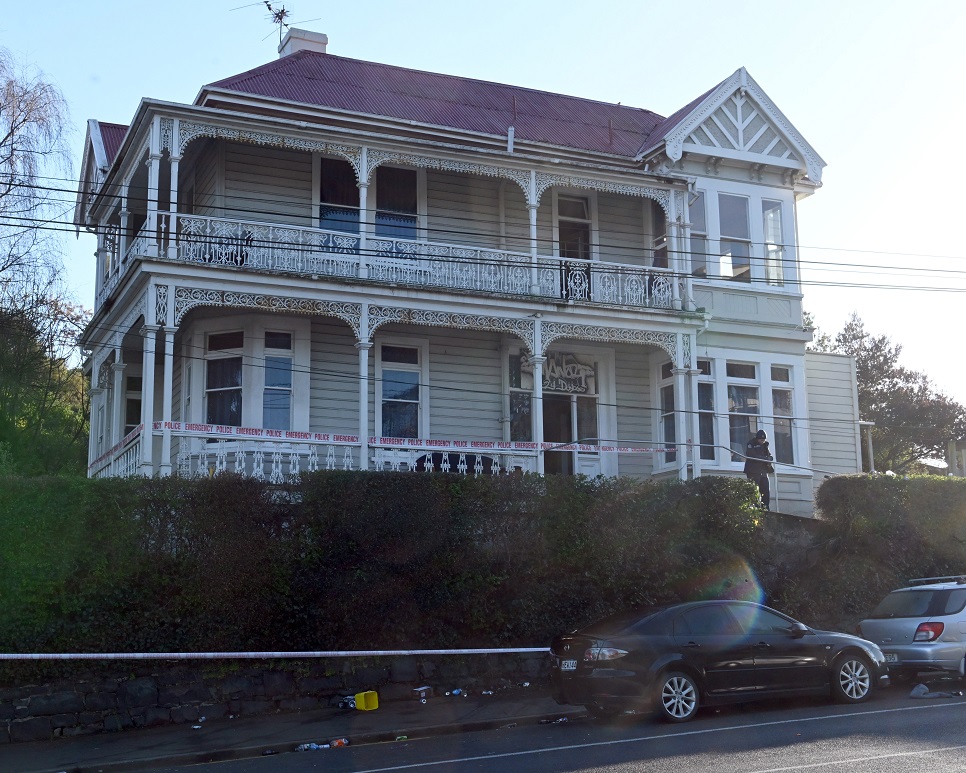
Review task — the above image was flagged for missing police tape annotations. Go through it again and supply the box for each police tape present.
[149,422,674,454]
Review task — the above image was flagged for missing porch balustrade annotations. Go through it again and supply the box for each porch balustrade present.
[174,434,360,483]
[97,212,680,311]
[88,421,541,480]
[89,425,142,479]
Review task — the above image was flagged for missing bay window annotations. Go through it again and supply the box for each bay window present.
[194,319,309,432]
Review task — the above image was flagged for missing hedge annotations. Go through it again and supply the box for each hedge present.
[4,471,966,684]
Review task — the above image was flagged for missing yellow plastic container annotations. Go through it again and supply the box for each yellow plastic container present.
[354,691,379,711]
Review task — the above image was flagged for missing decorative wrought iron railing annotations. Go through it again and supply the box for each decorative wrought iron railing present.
[98,212,680,312]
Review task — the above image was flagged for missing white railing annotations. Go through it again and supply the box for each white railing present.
[370,441,538,475]
[89,425,143,478]
[111,212,680,310]
[367,235,533,296]
[174,213,359,279]
[95,223,154,309]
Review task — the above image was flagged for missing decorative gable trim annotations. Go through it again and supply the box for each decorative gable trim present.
[663,69,824,184]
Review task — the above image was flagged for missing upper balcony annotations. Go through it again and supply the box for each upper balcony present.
[96,209,683,314]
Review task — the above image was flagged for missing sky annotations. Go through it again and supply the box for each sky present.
[4,0,965,406]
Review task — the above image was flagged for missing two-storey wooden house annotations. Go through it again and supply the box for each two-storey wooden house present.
[75,29,862,516]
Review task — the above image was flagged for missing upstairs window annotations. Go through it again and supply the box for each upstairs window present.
[557,195,592,260]
[762,200,785,286]
[375,167,418,239]
[649,200,668,269]
[719,194,751,282]
[319,157,359,233]
[690,192,708,277]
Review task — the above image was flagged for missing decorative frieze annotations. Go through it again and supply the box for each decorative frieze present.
[541,322,677,363]
[173,287,363,338]
[155,285,168,327]
[534,172,671,214]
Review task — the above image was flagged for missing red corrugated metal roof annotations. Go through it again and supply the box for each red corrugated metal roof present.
[99,122,129,165]
[638,84,720,158]
[204,52,669,157]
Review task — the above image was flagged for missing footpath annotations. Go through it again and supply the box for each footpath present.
[0,684,585,773]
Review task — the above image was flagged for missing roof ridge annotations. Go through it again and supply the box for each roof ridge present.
[206,50,663,119]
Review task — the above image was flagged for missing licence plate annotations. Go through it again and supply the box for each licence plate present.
[560,659,577,671]
[884,653,899,663]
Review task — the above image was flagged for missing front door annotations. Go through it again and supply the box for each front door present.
[544,394,574,475]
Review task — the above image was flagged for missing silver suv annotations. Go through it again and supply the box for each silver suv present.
[857,577,966,680]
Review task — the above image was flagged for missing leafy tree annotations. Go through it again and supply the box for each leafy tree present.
[809,312,966,473]
[0,295,89,475]
[0,48,87,474]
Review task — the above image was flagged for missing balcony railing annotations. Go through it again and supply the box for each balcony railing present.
[99,212,680,312]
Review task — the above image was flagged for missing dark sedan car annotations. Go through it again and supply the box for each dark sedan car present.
[551,600,888,722]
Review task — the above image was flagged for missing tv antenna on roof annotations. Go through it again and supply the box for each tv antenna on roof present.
[263,1,290,43]
[231,1,322,44]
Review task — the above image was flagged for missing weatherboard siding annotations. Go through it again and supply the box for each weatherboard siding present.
[614,343,654,478]
[428,330,504,441]
[222,142,313,226]
[426,171,503,249]
[805,351,862,478]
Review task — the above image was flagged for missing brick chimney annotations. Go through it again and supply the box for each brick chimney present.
[278,28,328,57]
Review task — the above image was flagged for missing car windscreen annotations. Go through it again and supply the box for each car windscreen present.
[869,590,936,618]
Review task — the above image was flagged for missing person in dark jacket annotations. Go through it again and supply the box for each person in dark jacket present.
[744,429,774,510]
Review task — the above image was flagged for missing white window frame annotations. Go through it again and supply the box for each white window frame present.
[375,335,430,439]
[689,191,708,277]
[185,314,311,431]
[551,189,599,261]
[696,359,716,463]
[690,181,797,289]
[718,193,752,283]
[695,351,807,472]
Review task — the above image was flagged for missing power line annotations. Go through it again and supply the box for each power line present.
[7,173,966,264]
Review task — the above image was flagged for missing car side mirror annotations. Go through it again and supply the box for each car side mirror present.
[787,622,809,639]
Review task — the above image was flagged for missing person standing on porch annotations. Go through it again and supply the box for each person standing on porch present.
[744,429,774,510]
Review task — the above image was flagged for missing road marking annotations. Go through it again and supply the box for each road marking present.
[351,701,966,773]
[746,743,966,771]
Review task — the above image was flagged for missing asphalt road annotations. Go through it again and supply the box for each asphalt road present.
[151,688,966,772]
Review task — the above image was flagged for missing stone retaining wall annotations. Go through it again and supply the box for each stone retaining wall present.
[0,653,549,744]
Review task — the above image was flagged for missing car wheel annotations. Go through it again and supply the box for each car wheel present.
[831,654,873,703]
[656,672,700,722]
